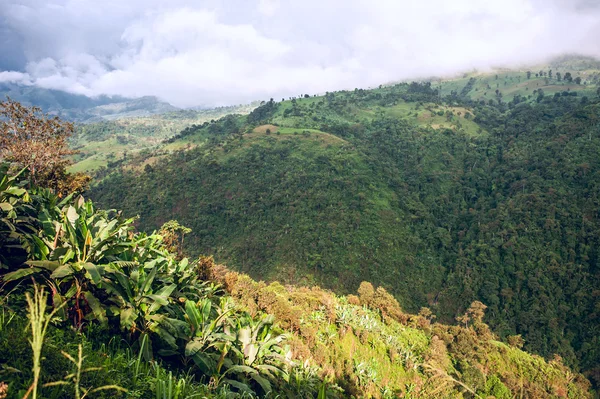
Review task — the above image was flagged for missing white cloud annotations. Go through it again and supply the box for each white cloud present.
[0,70,31,85]
[257,0,280,17]
[1,0,599,106]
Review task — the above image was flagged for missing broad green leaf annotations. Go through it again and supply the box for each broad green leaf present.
[51,264,75,279]
[84,291,107,324]
[250,373,272,394]
[146,294,168,307]
[152,326,177,349]
[1,267,42,282]
[185,300,202,333]
[190,352,216,374]
[185,339,204,357]
[57,192,75,208]
[61,248,75,264]
[139,265,157,294]
[147,285,176,313]
[120,307,137,330]
[52,291,68,321]
[200,299,211,323]
[114,272,133,300]
[83,263,104,285]
[226,365,259,376]
[160,317,190,338]
[0,202,13,212]
[222,379,254,394]
[30,235,50,259]
[64,284,78,299]
[26,260,60,271]
[4,187,26,196]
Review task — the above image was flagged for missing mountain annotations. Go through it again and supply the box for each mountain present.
[0,83,178,122]
[68,103,259,173]
[1,167,593,398]
[88,60,600,388]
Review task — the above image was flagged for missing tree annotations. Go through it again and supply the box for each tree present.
[537,88,545,103]
[467,301,487,323]
[0,98,89,195]
[564,72,573,82]
[574,76,582,85]
[159,220,192,259]
[556,72,562,81]
[526,71,531,79]
[549,70,553,79]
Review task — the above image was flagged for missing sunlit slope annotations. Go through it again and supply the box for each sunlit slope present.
[91,71,600,386]
[69,104,258,172]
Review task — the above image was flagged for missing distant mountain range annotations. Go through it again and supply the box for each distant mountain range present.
[0,83,179,122]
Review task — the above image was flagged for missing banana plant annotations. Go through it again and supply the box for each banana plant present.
[0,165,39,270]
[100,259,183,356]
[3,194,138,328]
[183,297,237,374]
[223,314,291,394]
[166,257,221,302]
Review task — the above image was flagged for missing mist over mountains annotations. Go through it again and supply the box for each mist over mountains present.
[2,0,600,107]
[0,82,178,122]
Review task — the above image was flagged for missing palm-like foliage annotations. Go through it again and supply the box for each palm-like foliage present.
[0,166,311,397]
[0,165,39,270]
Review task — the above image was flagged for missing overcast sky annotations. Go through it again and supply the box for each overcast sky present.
[1,0,599,107]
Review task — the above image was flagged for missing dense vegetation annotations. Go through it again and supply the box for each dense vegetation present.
[90,70,600,390]
[0,163,594,398]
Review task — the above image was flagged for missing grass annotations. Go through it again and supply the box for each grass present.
[439,69,599,103]
[0,304,235,399]
[24,285,65,399]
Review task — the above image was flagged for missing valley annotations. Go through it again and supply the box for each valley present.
[85,58,600,389]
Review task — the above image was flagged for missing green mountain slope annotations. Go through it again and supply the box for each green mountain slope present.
[69,104,258,173]
[0,83,178,122]
[1,165,593,398]
[90,66,600,386]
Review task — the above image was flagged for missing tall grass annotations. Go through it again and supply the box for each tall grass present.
[23,284,64,399]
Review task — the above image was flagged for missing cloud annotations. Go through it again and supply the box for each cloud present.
[0,70,31,84]
[1,0,599,107]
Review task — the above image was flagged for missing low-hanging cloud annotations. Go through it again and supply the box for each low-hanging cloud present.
[1,0,599,107]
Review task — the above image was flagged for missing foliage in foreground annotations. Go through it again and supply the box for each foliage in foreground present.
[0,166,594,398]
[0,166,330,398]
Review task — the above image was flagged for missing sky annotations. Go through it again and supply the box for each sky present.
[1,0,599,107]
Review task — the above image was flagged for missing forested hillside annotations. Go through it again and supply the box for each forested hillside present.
[68,103,258,173]
[90,70,600,388]
[0,164,593,398]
